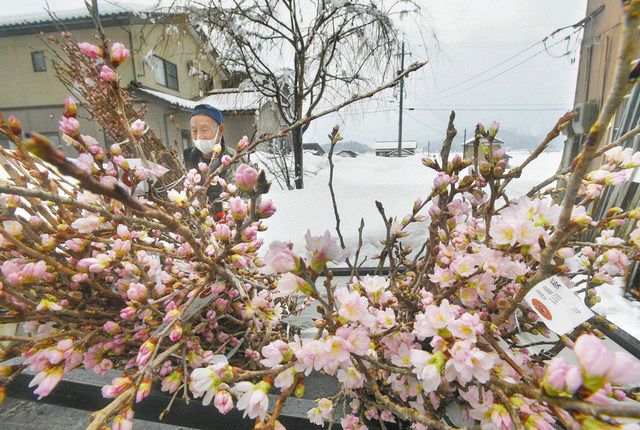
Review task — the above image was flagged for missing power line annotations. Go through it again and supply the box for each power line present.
[430,30,581,101]
[408,107,569,112]
[404,112,444,133]
[430,19,585,96]
[430,40,544,95]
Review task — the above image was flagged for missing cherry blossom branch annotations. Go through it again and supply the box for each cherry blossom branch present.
[495,1,640,325]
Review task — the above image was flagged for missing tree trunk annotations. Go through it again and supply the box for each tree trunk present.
[292,127,304,189]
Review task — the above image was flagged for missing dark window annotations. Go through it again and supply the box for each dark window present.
[166,61,178,90]
[181,130,191,151]
[31,51,46,72]
[151,55,179,90]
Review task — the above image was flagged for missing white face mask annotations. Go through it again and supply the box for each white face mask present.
[193,129,220,155]
[193,138,217,154]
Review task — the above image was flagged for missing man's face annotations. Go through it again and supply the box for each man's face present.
[190,114,217,141]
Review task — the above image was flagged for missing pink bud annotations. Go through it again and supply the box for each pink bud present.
[214,390,234,414]
[64,97,77,118]
[58,116,80,137]
[229,197,247,220]
[130,119,145,137]
[169,324,183,342]
[135,339,157,367]
[110,143,122,156]
[109,42,130,66]
[574,334,611,378]
[257,199,276,218]
[100,65,116,81]
[234,163,259,192]
[237,135,249,151]
[103,321,121,334]
[78,42,102,59]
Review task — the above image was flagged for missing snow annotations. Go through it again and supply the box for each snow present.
[0,1,158,27]
[136,87,266,113]
[594,280,640,340]
[199,89,265,112]
[374,140,417,150]
[259,149,640,339]
[137,87,197,110]
[261,150,562,257]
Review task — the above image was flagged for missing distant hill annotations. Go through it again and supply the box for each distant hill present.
[321,140,371,154]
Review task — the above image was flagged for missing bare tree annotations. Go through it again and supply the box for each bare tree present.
[178,0,414,189]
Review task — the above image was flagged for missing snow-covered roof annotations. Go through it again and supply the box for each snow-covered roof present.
[199,89,265,112]
[0,1,157,27]
[136,87,197,110]
[136,87,265,113]
[374,140,417,150]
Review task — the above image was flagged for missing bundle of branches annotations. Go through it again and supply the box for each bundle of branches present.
[40,12,185,187]
[1,2,640,430]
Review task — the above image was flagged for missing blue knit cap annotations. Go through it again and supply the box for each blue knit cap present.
[191,104,224,125]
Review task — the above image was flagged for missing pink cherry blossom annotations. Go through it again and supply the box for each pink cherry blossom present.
[305,230,349,271]
[413,299,456,340]
[29,366,64,399]
[71,214,102,234]
[543,356,582,395]
[262,241,300,274]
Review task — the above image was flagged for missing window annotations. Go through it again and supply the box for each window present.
[150,55,179,90]
[181,130,191,151]
[31,51,46,72]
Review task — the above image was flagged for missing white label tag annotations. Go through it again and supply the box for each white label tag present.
[524,276,593,335]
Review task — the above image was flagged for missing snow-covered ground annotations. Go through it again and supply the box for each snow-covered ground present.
[261,150,563,257]
[260,149,640,339]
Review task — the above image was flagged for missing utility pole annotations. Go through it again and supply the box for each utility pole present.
[397,40,407,157]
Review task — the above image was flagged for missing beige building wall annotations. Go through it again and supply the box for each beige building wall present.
[0,16,224,154]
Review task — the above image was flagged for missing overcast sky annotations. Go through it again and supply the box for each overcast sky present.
[306,0,588,147]
[6,0,588,148]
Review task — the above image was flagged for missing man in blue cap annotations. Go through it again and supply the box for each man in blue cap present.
[184,103,232,216]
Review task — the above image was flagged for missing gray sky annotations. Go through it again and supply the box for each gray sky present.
[306,0,588,147]
[6,0,588,147]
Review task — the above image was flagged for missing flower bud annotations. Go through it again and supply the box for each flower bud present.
[58,116,80,137]
[130,119,146,137]
[110,42,130,66]
[64,97,77,118]
[234,163,259,192]
[78,42,102,59]
[100,65,116,81]
[8,115,21,135]
[237,135,249,151]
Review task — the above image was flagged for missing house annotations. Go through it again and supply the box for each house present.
[462,137,506,161]
[303,143,325,156]
[560,0,640,297]
[374,140,417,157]
[0,3,282,155]
[336,150,358,158]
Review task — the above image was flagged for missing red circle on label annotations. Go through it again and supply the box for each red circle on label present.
[531,298,552,320]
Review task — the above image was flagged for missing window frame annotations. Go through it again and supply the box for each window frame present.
[31,51,46,72]
[152,55,179,91]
